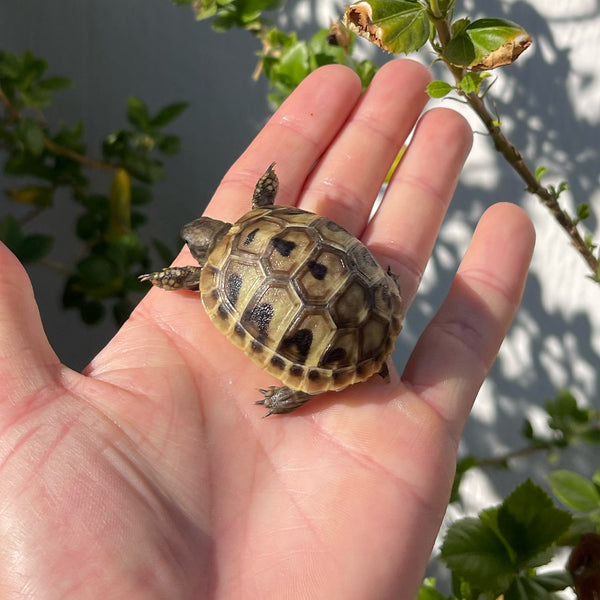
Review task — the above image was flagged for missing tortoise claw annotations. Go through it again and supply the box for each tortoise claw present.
[256,386,313,415]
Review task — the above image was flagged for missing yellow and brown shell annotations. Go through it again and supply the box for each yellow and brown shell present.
[199,205,403,394]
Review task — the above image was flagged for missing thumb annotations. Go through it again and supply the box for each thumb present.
[0,242,61,406]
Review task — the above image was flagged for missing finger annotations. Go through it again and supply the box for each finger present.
[401,203,535,438]
[363,108,473,307]
[299,59,432,234]
[0,243,61,407]
[203,65,362,224]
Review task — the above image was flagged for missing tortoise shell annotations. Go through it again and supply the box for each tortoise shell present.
[199,204,403,395]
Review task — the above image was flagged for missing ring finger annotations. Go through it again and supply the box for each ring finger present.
[298,59,432,235]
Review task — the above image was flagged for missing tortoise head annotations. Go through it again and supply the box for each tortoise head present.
[181,217,232,265]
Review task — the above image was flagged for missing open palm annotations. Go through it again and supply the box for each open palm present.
[0,61,534,600]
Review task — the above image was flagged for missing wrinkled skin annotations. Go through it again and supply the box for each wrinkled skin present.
[0,61,535,600]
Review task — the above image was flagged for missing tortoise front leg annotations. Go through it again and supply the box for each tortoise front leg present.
[257,386,315,416]
[139,266,203,291]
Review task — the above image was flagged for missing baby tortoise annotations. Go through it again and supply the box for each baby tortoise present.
[140,164,403,415]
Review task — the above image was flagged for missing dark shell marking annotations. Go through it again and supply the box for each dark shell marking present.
[199,205,402,394]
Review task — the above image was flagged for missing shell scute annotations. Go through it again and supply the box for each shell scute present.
[263,227,315,277]
[332,279,370,327]
[297,248,346,302]
[240,282,301,346]
[313,217,355,251]
[222,257,263,311]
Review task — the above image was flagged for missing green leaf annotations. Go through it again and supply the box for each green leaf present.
[268,40,310,92]
[150,101,189,128]
[155,133,181,155]
[427,80,454,98]
[20,50,47,86]
[208,0,282,31]
[19,234,54,263]
[190,0,218,20]
[529,571,572,592]
[77,211,104,241]
[0,50,23,80]
[130,185,152,206]
[343,1,431,55]
[521,417,534,440]
[459,71,491,94]
[307,29,351,70]
[451,17,471,38]
[354,59,378,89]
[0,216,53,263]
[497,480,572,567]
[444,18,532,71]
[535,166,548,181]
[77,255,118,288]
[17,118,46,156]
[37,76,72,91]
[5,186,53,207]
[548,470,600,512]
[127,96,151,130]
[504,575,556,600]
[576,203,591,221]
[417,578,448,599]
[440,516,514,590]
[0,215,24,252]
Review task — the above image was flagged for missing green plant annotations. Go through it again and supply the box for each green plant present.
[435,391,600,599]
[0,49,186,324]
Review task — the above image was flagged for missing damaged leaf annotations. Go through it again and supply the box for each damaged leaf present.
[343,1,430,55]
[444,18,532,71]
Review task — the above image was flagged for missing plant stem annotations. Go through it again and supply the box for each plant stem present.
[431,15,600,280]
[464,92,599,276]
[0,87,20,120]
[473,441,554,470]
[43,137,116,172]
[428,0,443,19]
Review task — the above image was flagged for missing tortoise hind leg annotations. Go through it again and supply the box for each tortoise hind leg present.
[139,266,202,291]
[257,385,314,416]
[252,163,279,209]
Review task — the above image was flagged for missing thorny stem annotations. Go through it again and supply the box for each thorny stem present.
[431,15,600,280]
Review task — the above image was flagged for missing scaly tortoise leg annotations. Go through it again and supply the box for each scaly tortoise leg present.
[139,266,203,291]
[257,386,314,416]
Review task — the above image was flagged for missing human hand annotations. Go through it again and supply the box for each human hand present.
[0,60,534,599]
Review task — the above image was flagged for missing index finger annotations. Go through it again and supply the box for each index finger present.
[203,65,362,224]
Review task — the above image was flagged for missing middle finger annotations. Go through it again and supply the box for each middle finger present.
[298,59,431,235]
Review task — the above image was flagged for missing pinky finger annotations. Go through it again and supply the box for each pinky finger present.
[401,203,535,439]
